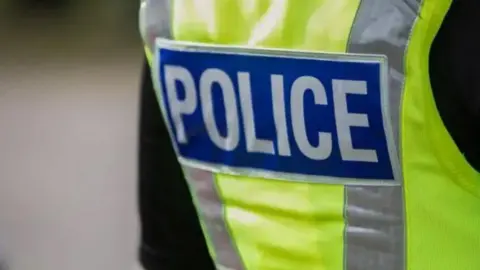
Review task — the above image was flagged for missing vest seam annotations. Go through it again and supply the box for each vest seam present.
[400,1,426,269]
[345,0,364,52]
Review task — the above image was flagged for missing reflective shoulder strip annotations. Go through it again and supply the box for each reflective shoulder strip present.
[345,0,423,269]
[140,0,172,56]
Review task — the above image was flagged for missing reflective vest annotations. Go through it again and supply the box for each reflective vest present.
[140,1,480,269]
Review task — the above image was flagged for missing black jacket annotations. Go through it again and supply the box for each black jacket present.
[138,1,480,269]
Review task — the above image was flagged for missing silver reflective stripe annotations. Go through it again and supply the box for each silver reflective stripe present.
[345,187,404,269]
[139,0,172,50]
[348,0,422,147]
[182,166,245,270]
[345,0,422,269]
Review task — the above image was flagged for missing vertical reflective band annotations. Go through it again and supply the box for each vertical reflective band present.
[183,166,245,270]
[348,0,421,146]
[345,0,422,269]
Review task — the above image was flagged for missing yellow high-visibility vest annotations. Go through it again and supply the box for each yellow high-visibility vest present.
[140,1,480,269]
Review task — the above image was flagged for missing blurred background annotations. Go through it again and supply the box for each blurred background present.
[0,1,143,269]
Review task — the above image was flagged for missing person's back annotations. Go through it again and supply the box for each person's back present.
[138,1,480,269]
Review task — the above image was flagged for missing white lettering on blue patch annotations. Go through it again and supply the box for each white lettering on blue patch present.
[153,39,400,185]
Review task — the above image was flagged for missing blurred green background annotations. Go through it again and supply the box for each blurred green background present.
[0,1,144,270]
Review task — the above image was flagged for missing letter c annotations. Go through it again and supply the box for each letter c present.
[291,76,332,160]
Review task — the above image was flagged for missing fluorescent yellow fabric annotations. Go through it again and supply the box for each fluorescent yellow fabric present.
[171,0,360,52]
[145,45,153,65]
[171,0,361,269]
[216,175,344,270]
[403,0,480,269]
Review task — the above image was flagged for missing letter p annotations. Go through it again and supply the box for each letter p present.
[164,65,197,144]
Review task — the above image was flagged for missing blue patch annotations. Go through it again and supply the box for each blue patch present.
[154,41,398,183]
